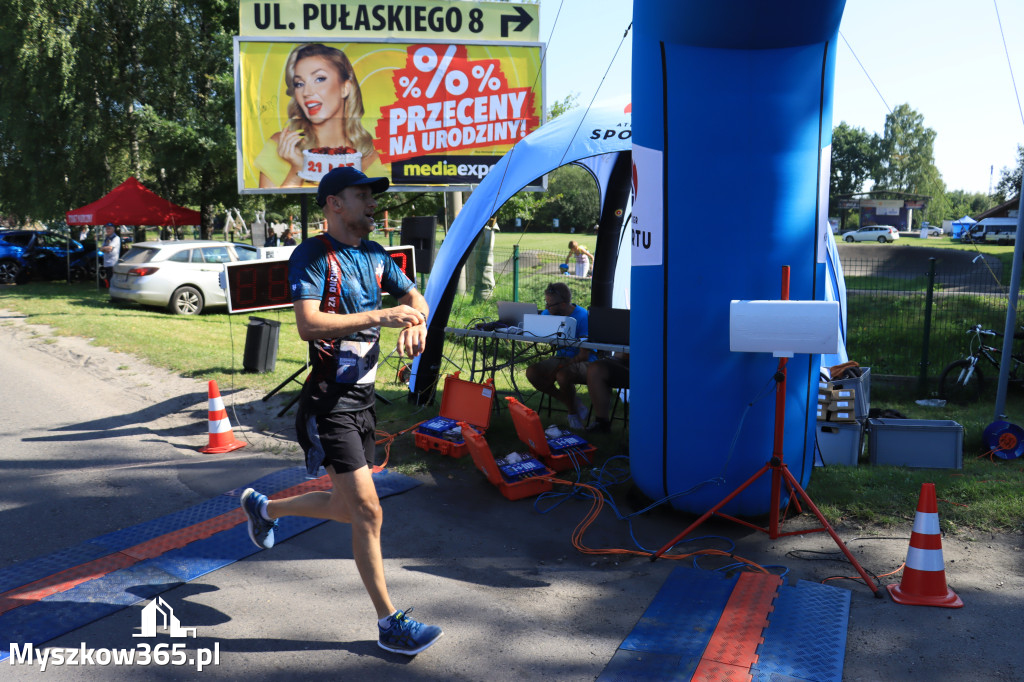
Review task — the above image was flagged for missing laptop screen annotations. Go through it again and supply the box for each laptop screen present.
[496,301,539,327]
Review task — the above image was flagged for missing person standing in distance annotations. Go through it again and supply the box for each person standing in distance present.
[239,166,442,655]
[99,223,120,288]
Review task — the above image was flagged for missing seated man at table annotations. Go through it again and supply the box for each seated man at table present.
[525,282,594,428]
[585,353,629,433]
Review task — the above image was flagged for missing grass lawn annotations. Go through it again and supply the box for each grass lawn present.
[1,231,1021,534]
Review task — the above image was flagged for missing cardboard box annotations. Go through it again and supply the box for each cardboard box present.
[867,418,963,469]
[815,420,863,466]
[828,408,857,422]
[831,367,870,419]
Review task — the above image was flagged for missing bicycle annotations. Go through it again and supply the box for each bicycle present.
[938,324,1024,403]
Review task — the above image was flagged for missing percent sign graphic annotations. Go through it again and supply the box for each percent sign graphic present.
[412,46,501,98]
[398,76,421,97]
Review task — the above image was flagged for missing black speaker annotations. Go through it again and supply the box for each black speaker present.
[243,316,281,373]
[401,216,436,274]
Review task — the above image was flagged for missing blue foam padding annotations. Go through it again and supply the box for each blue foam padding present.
[0,542,114,594]
[0,466,422,661]
[372,468,422,497]
[751,579,850,682]
[0,562,182,650]
[600,568,851,682]
[146,525,264,582]
[618,566,736,655]
[599,648,699,681]
[89,496,240,553]
[223,465,323,497]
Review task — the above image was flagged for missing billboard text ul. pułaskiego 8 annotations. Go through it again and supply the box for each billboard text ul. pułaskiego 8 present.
[235,39,543,193]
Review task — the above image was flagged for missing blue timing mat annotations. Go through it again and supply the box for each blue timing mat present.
[0,467,420,663]
[599,565,850,682]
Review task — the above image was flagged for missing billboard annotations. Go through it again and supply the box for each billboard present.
[238,0,539,42]
[234,38,543,193]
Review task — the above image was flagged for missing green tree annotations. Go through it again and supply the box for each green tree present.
[536,165,599,231]
[871,103,942,196]
[830,122,876,197]
[0,0,237,236]
[995,144,1024,202]
[548,93,579,120]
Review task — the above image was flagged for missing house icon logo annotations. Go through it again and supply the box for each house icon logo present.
[133,597,197,638]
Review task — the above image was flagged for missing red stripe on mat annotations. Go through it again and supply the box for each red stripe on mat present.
[0,477,332,615]
[691,571,782,681]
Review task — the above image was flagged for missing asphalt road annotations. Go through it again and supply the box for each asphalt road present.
[1,308,1022,680]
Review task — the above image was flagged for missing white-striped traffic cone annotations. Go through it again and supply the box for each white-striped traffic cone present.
[199,380,246,454]
[887,482,962,608]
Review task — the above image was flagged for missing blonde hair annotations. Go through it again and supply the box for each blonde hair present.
[284,43,374,158]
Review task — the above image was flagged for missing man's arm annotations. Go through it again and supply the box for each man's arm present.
[293,296,424,343]
[395,288,429,358]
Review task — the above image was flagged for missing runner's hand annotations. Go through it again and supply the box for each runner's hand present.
[397,323,427,358]
[380,305,426,329]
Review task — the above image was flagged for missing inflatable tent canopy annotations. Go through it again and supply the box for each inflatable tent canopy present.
[66,177,201,226]
[411,103,635,401]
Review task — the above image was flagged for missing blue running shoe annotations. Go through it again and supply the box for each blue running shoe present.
[240,488,277,549]
[378,608,443,655]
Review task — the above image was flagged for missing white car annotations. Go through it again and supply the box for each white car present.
[110,240,265,314]
[841,225,900,243]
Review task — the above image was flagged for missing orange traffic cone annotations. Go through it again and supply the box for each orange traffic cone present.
[887,483,962,608]
[199,380,246,454]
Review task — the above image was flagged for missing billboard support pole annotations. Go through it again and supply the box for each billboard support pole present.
[300,195,309,240]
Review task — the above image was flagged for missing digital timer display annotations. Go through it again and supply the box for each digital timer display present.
[223,245,417,314]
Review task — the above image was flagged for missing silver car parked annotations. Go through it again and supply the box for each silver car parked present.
[109,240,262,314]
[841,225,900,243]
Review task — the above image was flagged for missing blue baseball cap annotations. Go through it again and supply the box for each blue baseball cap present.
[316,167,389,207]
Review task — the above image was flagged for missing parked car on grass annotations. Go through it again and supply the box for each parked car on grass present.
[841,225,900,243]
[0,229,96,284]
[961,217,1017,245]
[109,240,264,315]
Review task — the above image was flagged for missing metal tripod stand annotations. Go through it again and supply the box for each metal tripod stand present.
[649,266,881,598]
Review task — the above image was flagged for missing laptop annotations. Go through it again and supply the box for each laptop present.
[588,306,630,345]
[496,301,539,327]
[522,313,578,339]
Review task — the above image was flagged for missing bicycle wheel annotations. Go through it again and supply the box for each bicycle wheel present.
[939,359,984,404]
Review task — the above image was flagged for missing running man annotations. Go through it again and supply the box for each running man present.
[240,166,442,655]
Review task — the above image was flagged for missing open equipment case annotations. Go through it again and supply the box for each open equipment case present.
[413,373,495,458]
[505,396,596,472]
[459,423,555,501]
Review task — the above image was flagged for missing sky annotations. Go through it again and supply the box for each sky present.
[540,0,1024,195]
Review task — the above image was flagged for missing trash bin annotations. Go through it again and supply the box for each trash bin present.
[243,316,280,373]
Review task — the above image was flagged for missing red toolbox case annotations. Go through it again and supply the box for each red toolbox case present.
[505,396,596,472]
[459,422,554,500]
[413,373,494,458]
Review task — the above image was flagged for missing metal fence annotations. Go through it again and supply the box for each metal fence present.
[841,255,1023,385]
[425,241,1023,385]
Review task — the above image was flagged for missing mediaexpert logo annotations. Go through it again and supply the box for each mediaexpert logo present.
[7,597,220,672]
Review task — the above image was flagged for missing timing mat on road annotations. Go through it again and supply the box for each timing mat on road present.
[598,565,850,682]
[0,466,420,662]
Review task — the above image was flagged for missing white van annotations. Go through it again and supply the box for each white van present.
[963,217,1019,244]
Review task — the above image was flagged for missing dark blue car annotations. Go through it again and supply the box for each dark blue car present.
[0,230,96,284]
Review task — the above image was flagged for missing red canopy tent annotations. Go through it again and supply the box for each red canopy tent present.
[66,176,200,226]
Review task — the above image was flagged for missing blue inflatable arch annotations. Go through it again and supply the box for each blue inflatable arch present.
[411,104,634,400]
[630,0,848,516]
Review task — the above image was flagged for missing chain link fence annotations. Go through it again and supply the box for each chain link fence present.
[421,240,1023,388]
[842,254,1023,385]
